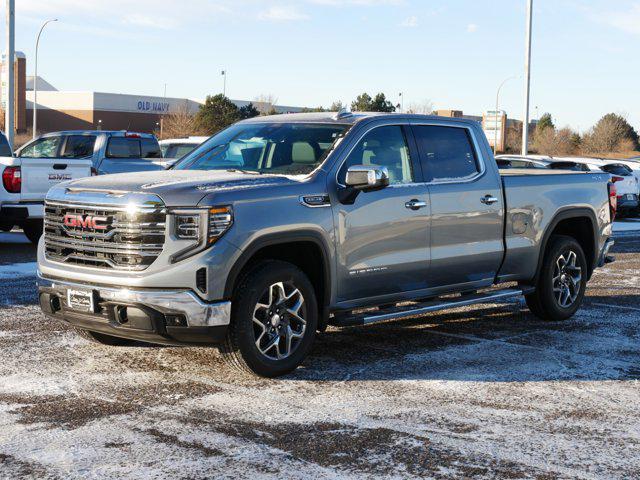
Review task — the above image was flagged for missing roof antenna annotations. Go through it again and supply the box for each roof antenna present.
[333,107,353,121]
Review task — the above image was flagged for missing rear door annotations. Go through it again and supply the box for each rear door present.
[98,136,164,174]
[18,135,93,202]
[410,123,504,291]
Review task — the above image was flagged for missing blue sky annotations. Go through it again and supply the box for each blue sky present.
[2,0,639,132]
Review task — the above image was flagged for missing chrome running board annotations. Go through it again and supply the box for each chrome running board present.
[330,287,534,327]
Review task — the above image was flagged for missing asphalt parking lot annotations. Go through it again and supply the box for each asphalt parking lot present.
[0,226,639,479]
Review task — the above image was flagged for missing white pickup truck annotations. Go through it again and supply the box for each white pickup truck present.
[0,132,92,243]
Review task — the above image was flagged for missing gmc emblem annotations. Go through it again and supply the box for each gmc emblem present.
[63,214,109,231]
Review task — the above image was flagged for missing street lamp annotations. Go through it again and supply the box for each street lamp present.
[33,18,58,139]
[221,70,227,97]
[494,75,517,155]
[398,92,403,113]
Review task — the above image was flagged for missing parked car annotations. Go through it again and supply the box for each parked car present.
[37,112,615,377]
[16,131,164,176]
[599,163,639,216]
[159,136,209,160]
[1,131,93,243]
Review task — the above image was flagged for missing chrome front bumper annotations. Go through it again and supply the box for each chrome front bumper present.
[37,273,231,327]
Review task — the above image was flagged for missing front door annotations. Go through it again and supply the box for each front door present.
[411,123,504,291]
[331,124,430,304]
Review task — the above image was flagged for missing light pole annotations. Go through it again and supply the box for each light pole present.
[521,0,533,155]
[494,75,517,155]
[33,18,58,139]
[5,0,15,149]
[399,92,403,113]
[221,70,227,97]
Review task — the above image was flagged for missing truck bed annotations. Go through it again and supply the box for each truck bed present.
[497,170,611,283]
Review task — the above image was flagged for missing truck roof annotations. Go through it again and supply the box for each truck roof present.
[238,111,481,127]
[37,130,156,138]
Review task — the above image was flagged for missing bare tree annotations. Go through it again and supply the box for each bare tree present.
[532,126,579,156]
[158,102,199,140]
[582,113,639,155]
[254,94,279,115]
[406,99,433,115]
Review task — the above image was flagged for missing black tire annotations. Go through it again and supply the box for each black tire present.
[22,220,43,244]
[525,235,588,321]
[221,260,318,378]
[75,328,137,346]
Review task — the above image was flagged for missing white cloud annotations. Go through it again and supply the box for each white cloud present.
[466,23,478,33]
[309,0,404,5]
[400,16,418,28]
[597,3,640,35]
[259,5,310,21]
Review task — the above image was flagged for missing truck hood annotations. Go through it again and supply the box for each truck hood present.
[52,169,304,206]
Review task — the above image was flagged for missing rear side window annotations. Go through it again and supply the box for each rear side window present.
[62,135,96,158]
[106,137,141,159]
[141,137,162,158]
[602,164,631,176]
[19,136,62,158]
[412,126,480,182]
[0,132,11,156]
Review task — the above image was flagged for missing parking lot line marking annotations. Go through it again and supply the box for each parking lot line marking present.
[592,302,640,312]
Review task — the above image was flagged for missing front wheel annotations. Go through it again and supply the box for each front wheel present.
[525,235,587,321]
[221,260,318,377]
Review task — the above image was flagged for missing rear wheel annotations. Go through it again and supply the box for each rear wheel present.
[22,220,43,244]
[75,328,137,346]
[221,260,318,377]
[525,235,587,321]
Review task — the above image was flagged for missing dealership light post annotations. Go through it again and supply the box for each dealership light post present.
[5,0,15,149]
[494,75,517,155]
[521,0,533,155]
[221,70,227,97]
[33,18,58,139]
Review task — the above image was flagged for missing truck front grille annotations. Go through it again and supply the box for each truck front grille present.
[44,201,166,271]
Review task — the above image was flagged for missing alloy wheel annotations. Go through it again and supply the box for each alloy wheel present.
[552,250,582,308]
[252,281,307,360]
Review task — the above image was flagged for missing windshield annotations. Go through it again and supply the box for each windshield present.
[173,123,349,175]
[163,143,199,159]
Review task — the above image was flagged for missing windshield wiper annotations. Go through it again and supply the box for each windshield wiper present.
[227,168,263,175]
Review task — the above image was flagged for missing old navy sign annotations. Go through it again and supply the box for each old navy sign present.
[137,100,170,113]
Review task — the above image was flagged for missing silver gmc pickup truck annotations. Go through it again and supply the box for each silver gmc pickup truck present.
[37,112,616,377]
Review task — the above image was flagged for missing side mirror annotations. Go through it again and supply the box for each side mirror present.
[339,165,390,205]
[345,165,390,192]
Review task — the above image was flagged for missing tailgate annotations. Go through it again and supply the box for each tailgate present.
[20,158,92,201]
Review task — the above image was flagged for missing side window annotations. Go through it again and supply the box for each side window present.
[339,126,414,185]
[106,138,141,159]
[0,133,12,157]
[19,136,61,158]
[141,138,162,158]
[62,135,96,158]
[412,126,480,182]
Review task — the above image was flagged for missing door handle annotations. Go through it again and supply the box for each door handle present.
[481,195,499,205]
[405,199,427,210]
[53,164,68,170]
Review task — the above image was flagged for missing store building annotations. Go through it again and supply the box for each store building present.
[2,52,304,135]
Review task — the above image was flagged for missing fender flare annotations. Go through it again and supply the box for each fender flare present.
[223,230,333,307]
[532,207,599,283]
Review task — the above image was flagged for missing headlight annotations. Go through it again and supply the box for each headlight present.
[170,206,233,263]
